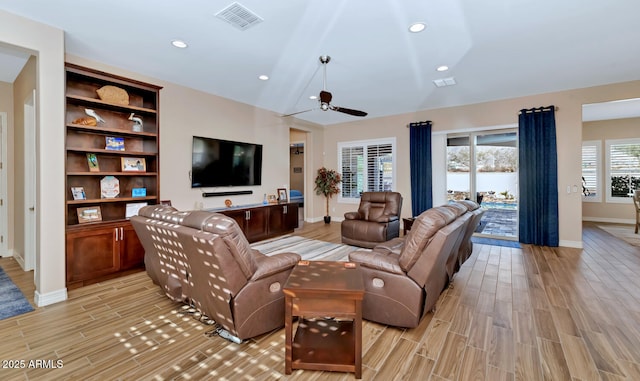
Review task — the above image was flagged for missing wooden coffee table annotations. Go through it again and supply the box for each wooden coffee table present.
[283,260,365,379]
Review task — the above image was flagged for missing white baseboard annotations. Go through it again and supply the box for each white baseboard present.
[34,288,68,307]
[559,240,583,249]
[582,217,635,224]
[13,250,25,269]
[0,248,14,258]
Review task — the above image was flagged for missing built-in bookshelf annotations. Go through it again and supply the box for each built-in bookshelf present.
[64,63,162,288]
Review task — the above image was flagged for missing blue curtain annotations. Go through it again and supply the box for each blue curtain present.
[409,121,432,216]
[518,106,559,246]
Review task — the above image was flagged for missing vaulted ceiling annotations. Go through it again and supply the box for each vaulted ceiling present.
[1,1,640,125]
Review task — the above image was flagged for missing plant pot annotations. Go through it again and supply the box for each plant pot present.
[323,216,331,224]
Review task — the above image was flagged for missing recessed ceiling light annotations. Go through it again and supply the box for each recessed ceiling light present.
[436,65,449,72]
[171,40,188,48]
[408,22,426,33]
[309,95,318,100]
[258,75,269,81]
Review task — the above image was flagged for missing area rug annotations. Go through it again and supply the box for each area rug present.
[597,224,640,247]
[471,236,521,248]
[251,235,364,261]
[0,267,34,320]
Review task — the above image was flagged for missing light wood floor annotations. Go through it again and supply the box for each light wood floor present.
[1,222,639,380]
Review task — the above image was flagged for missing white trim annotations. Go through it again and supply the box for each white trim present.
[558,240,583,249]
[582,216,635,224]
[432,123,518,136]
[34,287,68,307]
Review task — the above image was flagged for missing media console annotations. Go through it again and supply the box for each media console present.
[211,202,299,243]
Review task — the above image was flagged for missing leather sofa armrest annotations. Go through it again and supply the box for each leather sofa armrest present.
[344,211,362,220]
[373,237,405,254]
[348,249,404,275]
[369,215,399,223]
[251,252,301,281]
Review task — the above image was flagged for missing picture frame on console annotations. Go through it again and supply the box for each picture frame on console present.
[277,188,288,202]
[77,206,102,224]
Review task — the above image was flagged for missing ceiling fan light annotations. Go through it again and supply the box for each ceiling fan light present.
[320,103,329,111]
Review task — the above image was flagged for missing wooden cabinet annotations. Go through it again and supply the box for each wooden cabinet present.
[218,203,299,243]
[65,63,161,287]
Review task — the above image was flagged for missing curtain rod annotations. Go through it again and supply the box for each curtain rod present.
[406,120,432,128]
[519,105,558,114]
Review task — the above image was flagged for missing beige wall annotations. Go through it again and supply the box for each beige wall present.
[323,82,640,247]
[0,9,66,305]
[0,80,13,256]
[582,117,640,223]
[11,55,36,265]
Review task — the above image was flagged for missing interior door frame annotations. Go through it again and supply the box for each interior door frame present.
[23,89,36,271]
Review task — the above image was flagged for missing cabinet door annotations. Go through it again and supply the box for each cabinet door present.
[222,209,247,231]
[66,227,119,283]
[284,203,300,230]
[120,223,145,270]
[245,208,269,242]
[268,205,286,234]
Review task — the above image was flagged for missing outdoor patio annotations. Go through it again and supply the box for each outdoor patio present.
[474,207,518,238]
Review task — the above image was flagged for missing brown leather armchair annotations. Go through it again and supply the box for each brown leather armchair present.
[348,205,468,328]
[131,205,301,341]
[341,191,403,248]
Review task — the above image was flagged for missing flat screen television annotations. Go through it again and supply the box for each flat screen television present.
[191,136,263,187]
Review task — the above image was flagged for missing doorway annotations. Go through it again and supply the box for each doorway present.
[290,141,305,224]
[446,129,519,239]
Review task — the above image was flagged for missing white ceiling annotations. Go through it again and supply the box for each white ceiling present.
[1,0,640,125]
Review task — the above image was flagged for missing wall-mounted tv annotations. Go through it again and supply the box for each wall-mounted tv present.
[191,136,263,188]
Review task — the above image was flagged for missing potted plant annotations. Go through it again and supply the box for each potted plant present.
[314,167,342,223]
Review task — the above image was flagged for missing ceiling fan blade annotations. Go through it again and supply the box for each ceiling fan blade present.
[281,108,316,117]
[330,105,368,117]
[319,90,332,104]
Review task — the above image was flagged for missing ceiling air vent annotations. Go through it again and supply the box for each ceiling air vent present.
[215,2,263,31]
[433,77,457,88]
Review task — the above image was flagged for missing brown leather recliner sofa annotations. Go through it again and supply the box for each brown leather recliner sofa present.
[341,191,403,248]
[348,201,481,328]
[130,205,301,341]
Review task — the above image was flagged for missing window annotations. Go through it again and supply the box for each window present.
[581,140,601,202]
[338,138,396,202]
[605,138,640,203]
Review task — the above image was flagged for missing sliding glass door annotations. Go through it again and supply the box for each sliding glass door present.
[447,130,518,239]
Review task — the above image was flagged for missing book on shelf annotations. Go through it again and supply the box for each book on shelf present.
[86,153,99,172]
[71,186,86,200]
[105,136,125,151]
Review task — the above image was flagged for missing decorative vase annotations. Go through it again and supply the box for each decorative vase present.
[324,216,331,224]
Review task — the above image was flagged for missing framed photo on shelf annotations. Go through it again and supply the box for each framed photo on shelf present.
[100,176,120,199]
[267,194,277,204]
[77,206,102,223]
[125,202,148,218]
[132,187,147,197]
[86,153,99,172]
[71,186,86,200]
[121,157,146,172]
[105,136,125,151]
[277,188,288,202]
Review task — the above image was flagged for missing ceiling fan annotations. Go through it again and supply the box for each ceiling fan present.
[282,55,368,118]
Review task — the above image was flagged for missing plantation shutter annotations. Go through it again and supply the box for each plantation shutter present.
[367,143,393,192]
[581,143,598,197]
[341,146,364,198]
[609,142,640,197]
